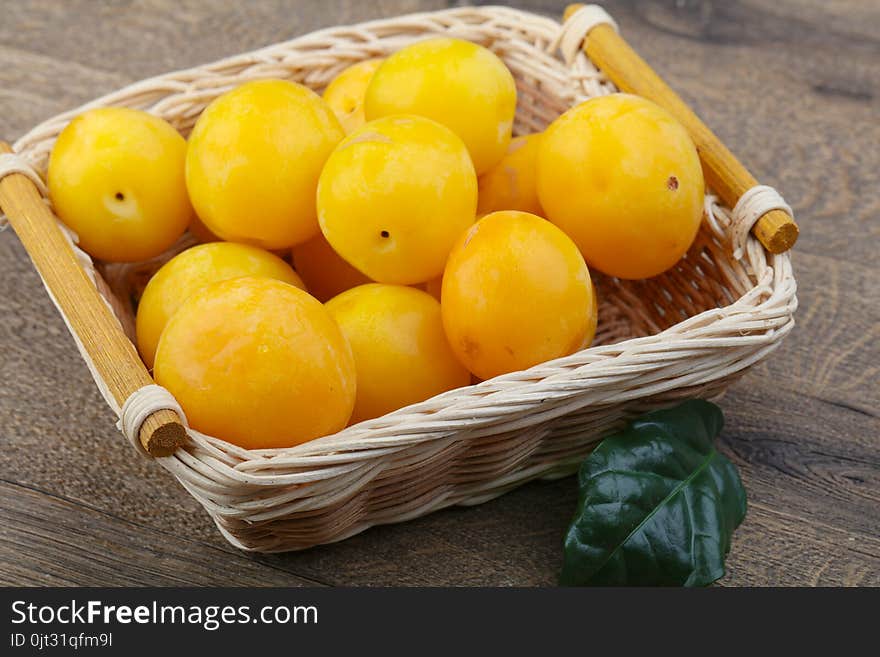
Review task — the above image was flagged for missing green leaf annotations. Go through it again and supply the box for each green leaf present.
[560,400,747,586]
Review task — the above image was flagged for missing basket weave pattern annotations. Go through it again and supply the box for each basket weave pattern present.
[12,6,796,551]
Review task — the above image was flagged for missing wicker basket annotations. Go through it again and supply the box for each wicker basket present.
[0,5,797,552]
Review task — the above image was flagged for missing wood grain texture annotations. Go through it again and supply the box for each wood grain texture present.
[0,480,326,586]
[0,0,878,586]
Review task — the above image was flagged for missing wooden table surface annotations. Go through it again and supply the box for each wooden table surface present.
[1,0,878,587]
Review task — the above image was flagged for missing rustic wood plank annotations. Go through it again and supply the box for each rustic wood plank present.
[0,480,326,586]
[0,0,877,586]
[721,503,880,586]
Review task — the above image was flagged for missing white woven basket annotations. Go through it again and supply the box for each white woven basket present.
[7,5,796,551]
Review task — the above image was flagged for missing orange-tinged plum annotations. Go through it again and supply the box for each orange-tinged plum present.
[423,275,443,301]
[136,242,304,369]
[154,277,355,449]
[291,233,371,303]
[477,133,544,216]
[323,59,384,134]
[188,215,221,243]
[326,284,469,423]
[441,211,596,380]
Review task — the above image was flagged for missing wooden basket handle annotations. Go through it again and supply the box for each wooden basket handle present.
[563,4,798,254]
[0,141,186,456]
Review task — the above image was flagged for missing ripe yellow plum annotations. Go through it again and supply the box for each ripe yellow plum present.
[537,94,704,279]
[364,38,516,174]
[47,107,191,262]
[317,114,477,284]
[186,79,344,249]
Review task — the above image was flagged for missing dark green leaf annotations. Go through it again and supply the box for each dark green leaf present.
[560,400,747,586]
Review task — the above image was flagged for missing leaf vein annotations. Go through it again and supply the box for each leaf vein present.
[588,450,717,580]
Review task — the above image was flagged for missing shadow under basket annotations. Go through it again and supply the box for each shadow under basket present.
[2,5,797,552]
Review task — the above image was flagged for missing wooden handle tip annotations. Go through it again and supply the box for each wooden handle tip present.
[757,211,799,254]
[139,410,187,457]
